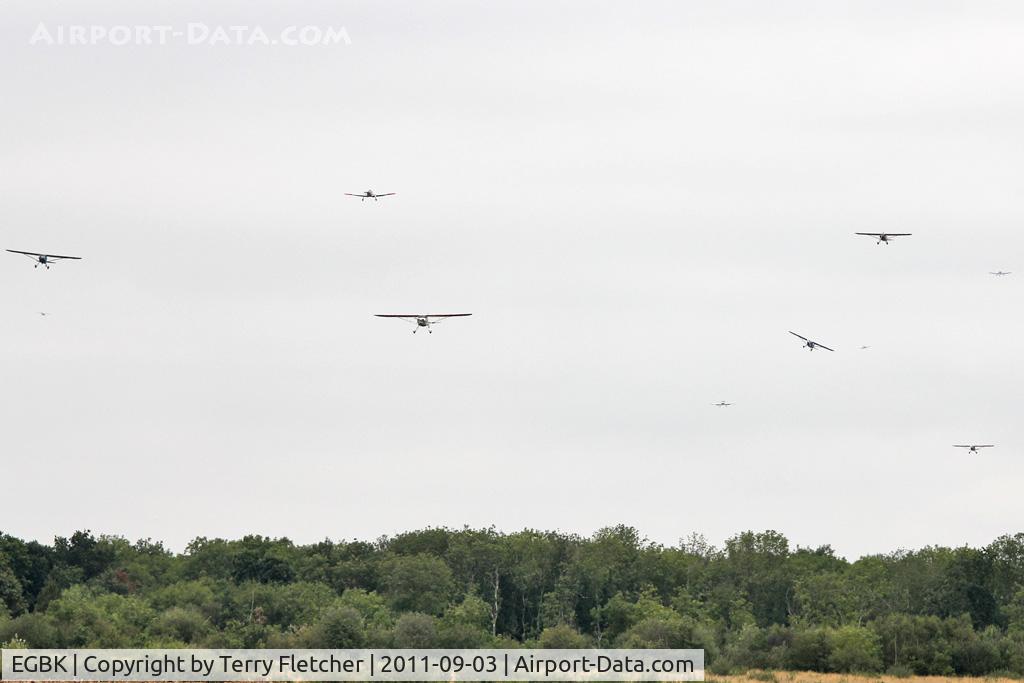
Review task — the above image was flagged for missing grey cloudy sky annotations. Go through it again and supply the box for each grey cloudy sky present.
[2,0,1022,559]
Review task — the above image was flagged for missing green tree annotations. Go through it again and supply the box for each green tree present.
[303,605,365,648]
[392,613,438,648]
[381,554,454,615]
[439,594,492,647]
[46,586,155,647]
[0,557,27,616]
[53,532,117,582]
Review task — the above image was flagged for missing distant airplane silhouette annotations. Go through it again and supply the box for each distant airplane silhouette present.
[346,190,395,201]
[7,249,82,270]
[789,331,834,352]
[953,444,994,454]
[375,313,472,334]
[855,232,911,245]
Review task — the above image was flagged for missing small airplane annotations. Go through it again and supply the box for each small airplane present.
[855,232,911,245]
[375,313,472,334]
[346,190,395,201]
[953,444,994,454]
[7,249,82,269]
[990,271,1012,277]
[712,401,733,407]
[789,331,834,352]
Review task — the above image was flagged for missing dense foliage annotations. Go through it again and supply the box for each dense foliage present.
[2,527,1024,675]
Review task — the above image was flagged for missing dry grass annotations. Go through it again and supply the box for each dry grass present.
[709,673,1022,683]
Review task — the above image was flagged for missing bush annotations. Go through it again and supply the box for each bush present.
[45,586,154,647]
[786,627,831,671]
[618,616,691,649]
[537,624,590,648]
[149,606,212,644]
[392,613,438,648]
[885,664,915,677]
[304,606,365,648]
[0,612,60,648]
[827,625,883,673]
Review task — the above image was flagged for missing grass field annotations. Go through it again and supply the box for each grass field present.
[710,673,1024,683]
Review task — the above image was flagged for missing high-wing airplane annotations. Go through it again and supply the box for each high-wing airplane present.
[990,271,1012,276]
[789,331,834,352]
[859,345,871,350]
[953,444,994,454]
[855,232,911,245]
[375,313,472,334]
[7,249,82,269]
[346,190,395,201]
[712,401,733,407]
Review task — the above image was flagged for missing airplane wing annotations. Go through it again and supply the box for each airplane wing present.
[887,233,912,237]
[6,249,79,260]
[854,233,883,236]
[976,445,995,448]
[789,331,809,341]
[817,343,835,352]
[425,313,472,322]
[374,315,421,327]
[345,193,364,197]
[952,445,972,448]
[375,193,396,197]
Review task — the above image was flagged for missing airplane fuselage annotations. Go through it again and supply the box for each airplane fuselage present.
[417,317,428,327]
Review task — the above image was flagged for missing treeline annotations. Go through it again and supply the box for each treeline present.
[2,527,1024,676]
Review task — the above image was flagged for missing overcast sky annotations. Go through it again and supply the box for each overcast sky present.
[1,0,1022,560]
